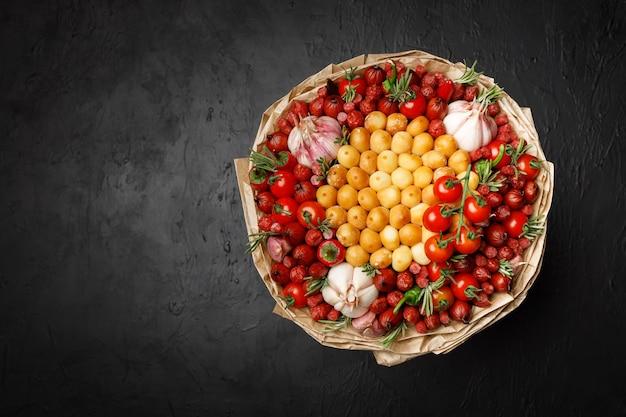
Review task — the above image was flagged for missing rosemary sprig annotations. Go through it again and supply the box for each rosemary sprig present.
[361,263,380,278]
[477,84,504,107]
[249,145,278,172]
[474,155,505,191]
[245,230,277,254]
[498,258,515,278]
[453,60,483,85]
[315,157,335,181]
[304,276,327,296]
[381,321,407,349]
[319,315,351,333]
[520,214,546,241]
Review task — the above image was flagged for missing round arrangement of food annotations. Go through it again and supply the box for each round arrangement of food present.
[235,50,554,366]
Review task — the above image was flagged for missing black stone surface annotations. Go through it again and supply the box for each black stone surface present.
[1,1,625,416]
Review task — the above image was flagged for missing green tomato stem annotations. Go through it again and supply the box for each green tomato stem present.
[273,203,291,217]
[452,164,474,244]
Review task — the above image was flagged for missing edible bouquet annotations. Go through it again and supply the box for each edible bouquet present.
[235,50,553,366]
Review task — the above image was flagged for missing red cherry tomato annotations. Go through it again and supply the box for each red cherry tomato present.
[272,197,299,225]
[248,167,269,192]
[422,205,452,233]
[269,169,297,198]
[283,282,307,308]
[485,140,511,169]
[399,93,426,119]
[275,151,297,171]
[338,68,367,102]
[427,261,452,282]
[451,273,481,301]
[503,210,528,238]
[431,285,455,312]
[517,153,541,180]
[433,175,463,203]
[463,195,491,223]
[296,201,326,229]
[424,235,454,263]
[453,226,482,255]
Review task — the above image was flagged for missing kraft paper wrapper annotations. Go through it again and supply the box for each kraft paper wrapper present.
[235,50,554,366]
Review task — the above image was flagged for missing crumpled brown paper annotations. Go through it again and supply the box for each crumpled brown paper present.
[235,50,554,366]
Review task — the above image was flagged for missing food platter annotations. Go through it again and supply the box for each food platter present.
[236,50,554,366]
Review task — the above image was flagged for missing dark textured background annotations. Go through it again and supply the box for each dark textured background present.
[1,1,625,416]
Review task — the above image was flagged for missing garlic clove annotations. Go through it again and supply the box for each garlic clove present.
[326,262,354,293]
[357,284,380,309]
[447,100,471,113]
[487,116,497,142]
[351,310,377,331]
[321,286,344,311]
[351,266,374,291]
[479,117,492,147]
[357,312,387,337]
[443,111,470,135]
[453,112,482,152]
[362,318,387,337]
[342,304,369,318]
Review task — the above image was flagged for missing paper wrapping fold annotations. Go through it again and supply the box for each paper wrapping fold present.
[235,50,554,366]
